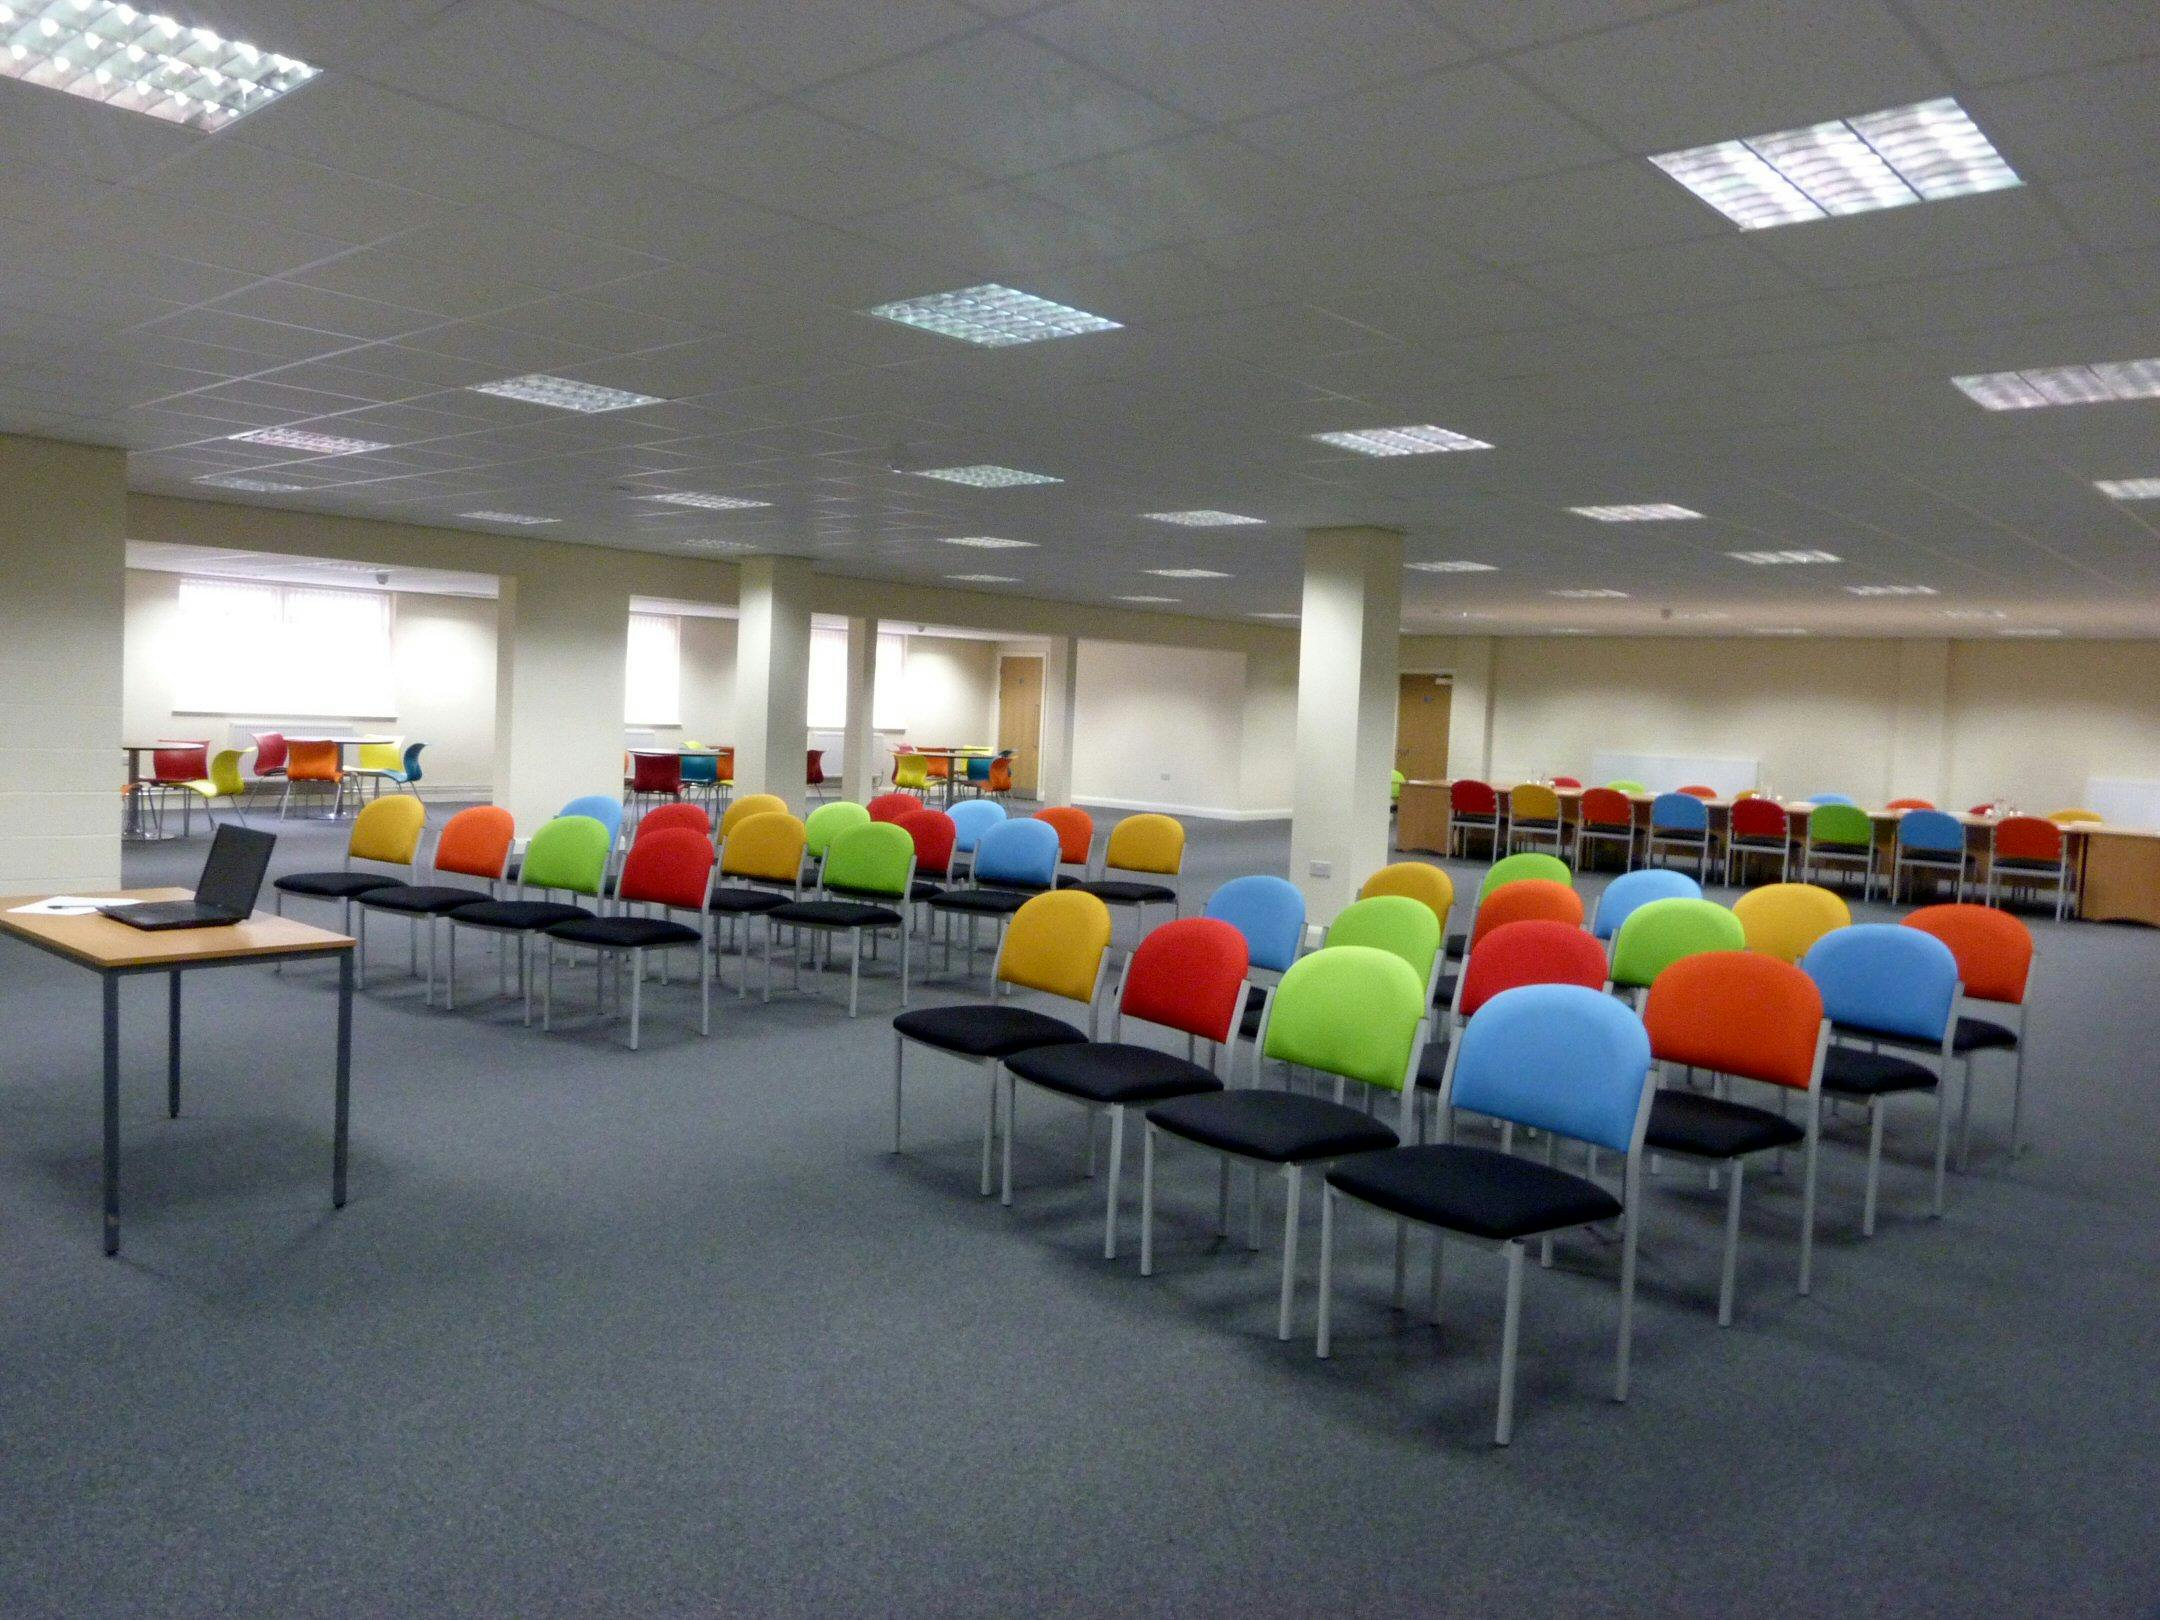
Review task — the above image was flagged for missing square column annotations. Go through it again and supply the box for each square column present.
[1290,526,1403,922]
[1038,634,1079,806]
[493,568,630,832]
[841,614,879,797]
[734,555,813,814]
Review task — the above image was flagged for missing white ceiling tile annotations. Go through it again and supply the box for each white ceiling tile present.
[1744,189,2086,289]
[1442,0,1702,52]
[126,144,454,245]
[495,155,799,266]
[1964,60,2160,184]
[1836,260,2131,338]
[687,0,986,91]
[2046,169,2160,256]
[206,282,440,343]
[1021,133,1335,248]
[853,184,1151,275]
[182,0,463,71]
[1400,160,1725,265]
[69,191,356,279]
[1517,235,1810,319]
[637,104,979,220]
[291,243,551,320]
[1901,0,2160,85]
[0,76,200,185]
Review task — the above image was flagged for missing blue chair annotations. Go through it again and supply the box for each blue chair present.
[925,815,1061,981]
[353,741,426,802]
[947,799,1006,873]
[1892,809,1970,903]
[679,751,720,809]
[1317,983,1655,1446]
[559,794,625,850]
[1204,874,1310,1058]
[1799,925,1960,1236]
[1808,792,1858,807]
[1644,792,1712,879]
[1590,869,1701,942]
[964,754,993,795]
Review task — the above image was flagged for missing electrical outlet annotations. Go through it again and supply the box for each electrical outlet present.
[1308,859,1332,879]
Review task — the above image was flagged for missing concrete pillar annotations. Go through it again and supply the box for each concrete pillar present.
[842,614,879,797]
[493,568,629,833]
[1038,634,1079,806]
[1447,635,1496,779]
[734,555,813,814]
[0,435,126,892]
[1887,637,1951,804]
[1290,526,1403,922]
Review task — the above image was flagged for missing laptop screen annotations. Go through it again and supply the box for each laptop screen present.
[196,824,275,916]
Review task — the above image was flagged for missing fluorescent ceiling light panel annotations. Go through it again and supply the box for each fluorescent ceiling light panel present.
[1145,568,1231,579]
[1751,627,1810,636]
[1252,611,1299,620]
[644,491,772,510]
[195,474,304,492]
[1671,611,1732,622]
[468,374,662,413]
[1549,588,1630,599]
[2095,478,2160,499]
[678,538,752,552]
[460,511,559,526]
[1567,503,1703,521]
[1116,594,1178,603]
[1845,584,1937,596]
[1998,627,2063,638]
[1407,560,1497,573]
[908,464,1062,488]
[938,535,1036,549]
[947,573,1019,584]
[229,427,387,456]
[867,284,1120,347]
[1652,97,2019,230]
[1143,510,1263,527]
[1953,359,2160,410]
[0,2,316,131]
[1728,548,1840,565]
[1941,609,2009,621]
[1312,424,1491,456]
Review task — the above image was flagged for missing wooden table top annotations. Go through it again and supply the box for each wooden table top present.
[1401,779,2154,836]
[0,888,354,970]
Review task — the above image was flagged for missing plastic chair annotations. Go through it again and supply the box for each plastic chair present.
[558,795,626,853]
[1575,787,1636,871]
[1507,783,1566,859]
[1066,813,1184,926]
[1477,851,1572,905]
[1551,775,1582,789]
[445,815,613,1025]
[170,748,251,830]
[963,754,994,797]
[1604,779,1648,793]
[280,738,345,820]
[1449,779,1501,858]
[721,793,788,842]
[2047,807,2102,826]
[1803,803,1876,900]
[250,731,288,780]
[635,802,711,842]
[1644,792,1712,880]
[1799,925,1960,1235]
[1001,917,1250,1254]
[1676,783,1717,800]
[806,748,830,801]
[1610,897,1745,1000]
[1590,869,1699,943]
[1641,952,1829,1321]
[627,751,683,817]
[1901,905,2037,1164]
[1886,797,1935,811]
[679,749,721,810]
[1469,878,1582,951]
[273,794,427,986]
[1144,945,1430,1340]
[1321,983,1653,1445]
[1733,883,1849,963]
[985,754,1014,800]
[1035,806,1095,872]
[867,792,924,824]
[356,806,516,1005]
[543,828,716,1048]
[1892,808,1971,903]
[1325,895,1443,1003]
[1360,862,1455,944]
[1807,792,1857,807]
[766,822,917,1016]
[1989,815,2072,919]
[892,809,958,927]
[892,752,932,794]
[1204,876,1305,977]
[1724,796,1793,885]
[709,810,808,995]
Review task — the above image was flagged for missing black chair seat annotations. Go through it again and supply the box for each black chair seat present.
[356,883,490,915]
[447,899,593,931]
[927,888,1033,917]
[909,879,948,902]
[546,915,701,950]
[1414,1035,1453,1091]
[1728,834,1788,850]
[275,871,403,899]
[1147,1090,1397,1165]
[1066,878,1178,906]
[770,899,903,929]
[894,1004,1085,1059]
[1871,1015,2017,1057]
[1328,1143,1621,1241]
[1512,817,1560,831]
[1645,1091,1804,1160]
[708,887,792,915]
[1991,856,2063,873]
[1445,932,1467,962]
[1006,1042,1223,1107]
[1434,975,1457,1008]
[1239,986,1268,1040]
[1821,1045,1938,1097]
[1651,828,1709,843]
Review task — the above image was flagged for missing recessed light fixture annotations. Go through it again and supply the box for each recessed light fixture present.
[938,536,1037,549]
[468,374,663,413]
[867,284,1120,347]
[678,538,753,552]
[1652,97,2019,230]
[908,464,1063,488]
[1671,610,1733,623]
[1998,627,2064,638]
[946,573,1020,584]
[1143,510,1264,527]
[0,3,317,132]
[1116,594,1179,604]
[1407,560,1497,573]
[1252,611,1299,621]
[644,491,773,510]
[1751,626,1810,636]
[1550,627,1591,635]
[1845,584,1938,597]
[1728,548,1841,565]
[459,511,559,526]
[1953,360,2160,410]
[1941,608,2009,622]
[195,474,305,493]
[2095,478,2160,499]
[1145,568,1232,579]
[1549,588,1630,599]
[1567,504,1703,522]
[1312,424,1492,456]
[229,428,388,456]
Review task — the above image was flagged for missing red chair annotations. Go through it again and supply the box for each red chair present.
[1988,815,2071,920]
[1448,779,1501,859]
[867,791,923,824]
[634,801,711,842]
[1886,797,1935,811]
[627,751,682,816]
[1677,784,1717,800]
[1035,805,1095,872]
[541,826,716,1049]
[1575,786,1635,871]
[806,748,830,800]
[1423,917,1611,1138]
[1725,796,1794,885]
[892,808,958,919]
[248,732,288,813]
[1968,803,1994,816]
[1551,775,1582,789]
[147,742,209,834]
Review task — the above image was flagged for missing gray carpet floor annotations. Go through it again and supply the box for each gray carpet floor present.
[2,803,2155,1617]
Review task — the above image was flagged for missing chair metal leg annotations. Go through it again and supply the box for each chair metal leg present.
[1862,1102,1885,1237]
[1000,1069,1015,1206]
[1496,1242,1525,1447]
[980,1067,998,1197]
[1276,1164,1301,1341]
[1616,1198,1641,1401]
[1717,1156,1745,1327]
[1103,1105,1125,1260]
[1799,1115,1820,1295]
[699,931,711,1036]
[891,1036,905,1154]
[1316,1184,1336,1357]
[628,948,643,1050]
[1140,1121,1157,1275]
[1429,1228,1444,1324]
[1931,1076,1949,1217]
[847,931,861,1019]
[2010,1036,2029,1158]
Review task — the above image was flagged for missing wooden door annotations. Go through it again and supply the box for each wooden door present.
[1396,673,1452,781]
[997,656,1043,797]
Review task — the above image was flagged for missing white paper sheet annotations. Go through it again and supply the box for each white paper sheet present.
[8,896,144,916]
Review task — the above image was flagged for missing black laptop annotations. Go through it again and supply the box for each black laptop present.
[106,825,276,930]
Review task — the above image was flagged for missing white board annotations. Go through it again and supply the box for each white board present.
[1589,751,1760,797]
[2086,777,2160,829]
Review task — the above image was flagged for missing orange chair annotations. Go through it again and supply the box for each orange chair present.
[1886,797,1935,811]
[1903,904,2037,1164]
[1467,878,1583,952]
[1550,775,1582,789]
[281,738,346,819]
[1035,806,1094,873]
[1448,779,1502,859]
[1725,796,1795,884]
[355,805,517,1004]
[1676,784,1717,800]
[1989,815,2072,919]
[986,754,1014,800]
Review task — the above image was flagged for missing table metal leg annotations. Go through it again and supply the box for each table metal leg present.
[102,973,121,1256]
[167,970,182,1118]
[333,951,353,1209]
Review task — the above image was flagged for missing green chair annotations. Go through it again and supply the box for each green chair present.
[803,800,871,882]
[1605,778,1649,793]
[1804,803,1878,900]
[172,747,251,827]
[1325,894,1442,1002]
[1476,851,1573,905]
[1390,769,1405,806]
[442,814,612,1023]
[763,821,916,1016]
[1609,897,1745,1000]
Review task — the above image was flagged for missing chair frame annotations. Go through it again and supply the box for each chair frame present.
[1505,786,1567,861]
[1988,822,2073,921]
[763,847,918,1018]
[353,818,514,1005]
[1824,996,1961,1238]
[441,833,610,1024]
[1644,796,1713,881]
[541,863,715,1050]
[1891,814,1971,904]
[1804,814,1877,901]
[1723,802,1793,886]
[1573,791,1637,873]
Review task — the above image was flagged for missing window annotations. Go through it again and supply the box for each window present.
[174,578,395,716]
[807,626,907,731]
[624,612,682,726]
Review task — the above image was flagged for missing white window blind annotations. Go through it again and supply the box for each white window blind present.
[174,578,395,716]
[807,626,906,731]
[624,612,682,726]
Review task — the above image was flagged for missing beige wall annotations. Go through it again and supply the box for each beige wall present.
[1072,639,1252,816]
[898,636,997,741]
[1946,641,2160,813]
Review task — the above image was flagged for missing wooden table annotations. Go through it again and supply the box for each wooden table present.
[0,889,357,1255]
[2076,826,2160,925]
[902,746,994,804]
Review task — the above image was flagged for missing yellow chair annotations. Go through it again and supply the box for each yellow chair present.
[710,810,807,997]
[1733,883,1850,964]
[352,738,402,802]
[172,748,251,831]
[1508,782,1566,858]
[720,793,788,841]
[893,752,931,793]
[2048,808,2103,825]
[272,795,429,985]
[1066,813,1186,926]
[1360,861,1455,941]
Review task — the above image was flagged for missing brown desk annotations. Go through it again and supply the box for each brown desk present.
[0,889,356,1254]
[2076,827,2160,926]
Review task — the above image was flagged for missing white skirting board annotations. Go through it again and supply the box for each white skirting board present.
[1072,796,1290,822]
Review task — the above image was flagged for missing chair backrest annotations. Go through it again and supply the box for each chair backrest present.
[1676,783,1716,800]
[1450,779,1499,816]
[720,811,806,884]
[1886,797,1935,811]
[250,731,287,775]
[1477,851,1571,902]
[1103,813,1184,876]
[1324,894,1440,988]
[1358,862,1454,932]
[867,791,923,824]
[947,798,1006,853]
[1610,896,1745,990]
[1202,875,1306,975]
[558,794,625,848]
[680,752,719,785]
[1808,792,1857,807]
[1579,786,1633,827]
[1644,952,1824,1092]
[1732,882,1849,964]
[1650,791,1709,831]
[1390,769,1404,803]
[205,749,247,797]
[1469,878,1583,948]
[721,793,788,840]
[616,827,715,911]
[1897,808,1966,854]
[1800,924,1959,1043]
[1510,782,1561,821]
[715,747,734,784]
[803,800,870,858]
[971,817,1062,890]
[892,753,930,791]
[522,815,613,897]
[1035,805,1094,865]
[630,751,682,793]
[400,742,425,782]
[1992,814,2063,864]
[1551,775,1581,789]
[1604,778,1647,793]
[893,809,957,879]
[287,739,341,782]
[822,822,914,898]
[996,890,1113,1005]
[2047,807,2102,825]
[1807,803,1873,848]
[636,801,712,842]
[1447,984,1652,1154]
[1262,946,1426,1098]
[1901,904,2034,1005]
[346,794,427,866]
[433,806,515,881]
[966,754,992,784]
[1120,918,1250,1045]
[1458,919,1610,1018]
[806,748,826,787]
[1590,868,1700,941]
[358,739,402,772]
[1729,796,1791,839]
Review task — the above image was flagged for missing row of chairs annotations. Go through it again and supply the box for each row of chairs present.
[891,749,1015,799]
[133,738,425,833]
